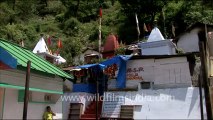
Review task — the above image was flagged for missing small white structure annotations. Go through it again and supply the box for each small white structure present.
[33,37,49,54]
[147,27,165,42]
[73,48,101,65]
[176,28,201,53]
[175,23,213,53]
[140,27,176,55]
[55,54,66,64]
[33,37,66,64]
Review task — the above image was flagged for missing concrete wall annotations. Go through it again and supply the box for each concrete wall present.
[0,69,63,92]
[177,28,200,53]
[141,40,176,55]
[62,92,95,119]
[108,57,192,89]
[2,88,62,119]
[142,45,172,55]
[102,87,207,119]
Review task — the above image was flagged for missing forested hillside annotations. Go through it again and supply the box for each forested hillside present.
[0,0,213,66]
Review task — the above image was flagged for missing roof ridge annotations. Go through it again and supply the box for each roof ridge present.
[0,38,31,50]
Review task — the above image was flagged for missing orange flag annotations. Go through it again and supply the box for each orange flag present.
[57,39,62,49]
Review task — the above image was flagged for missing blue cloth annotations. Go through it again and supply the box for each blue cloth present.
[76,55,132,89]
[101,55,132,88]
[77,63,106,70]
[0,47,17,69]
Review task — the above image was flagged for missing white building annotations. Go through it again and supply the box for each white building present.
[0,39,72,119]
[102,55,206,119]
[140,27,176,55]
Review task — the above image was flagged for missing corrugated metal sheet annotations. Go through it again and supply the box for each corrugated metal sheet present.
[0,39,72,79]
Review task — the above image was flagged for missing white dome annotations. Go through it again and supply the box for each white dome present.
[33,37,49,54]
[147,27,165,42]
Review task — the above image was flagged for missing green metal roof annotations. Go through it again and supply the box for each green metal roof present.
[0,39,73,79]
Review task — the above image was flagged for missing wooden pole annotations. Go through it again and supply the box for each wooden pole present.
[199,42,212,119]
[97,6,101,119]
[23,61,31,120]
[99,17,102,55]
[96,74,99,120]
[199,74,204,120]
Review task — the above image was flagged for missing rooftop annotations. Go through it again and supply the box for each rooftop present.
[0,39,72,79]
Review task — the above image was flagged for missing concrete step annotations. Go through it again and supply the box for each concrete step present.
[81,114,100,118]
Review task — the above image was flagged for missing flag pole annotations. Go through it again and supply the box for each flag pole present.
[135,13,140,42]
[99,11,102,55]
[96,6,102,120]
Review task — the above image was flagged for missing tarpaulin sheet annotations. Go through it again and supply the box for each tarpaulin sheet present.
[101,55,132,88]
[77,55,132,88]
[0,47,17,69]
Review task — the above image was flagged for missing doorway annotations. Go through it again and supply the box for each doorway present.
[0,88,4,119]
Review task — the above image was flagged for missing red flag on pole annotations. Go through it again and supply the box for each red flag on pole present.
[57,39,62,49]
[99,7,102,18]
[47,36,51,46]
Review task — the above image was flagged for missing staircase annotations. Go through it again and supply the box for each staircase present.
[120,105,134,119]
[80,100,103,120]
[68,103,83,120]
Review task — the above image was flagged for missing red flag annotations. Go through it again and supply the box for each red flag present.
[99,7,102,18]
[57,39,62,49]
[47,36,51,46]
[147,24,152,32]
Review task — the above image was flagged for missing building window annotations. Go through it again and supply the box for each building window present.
[18,90,32,102]
[140,81,153,89]
[44,94,52,102]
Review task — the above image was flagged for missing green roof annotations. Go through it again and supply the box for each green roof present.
[0,39,73,79]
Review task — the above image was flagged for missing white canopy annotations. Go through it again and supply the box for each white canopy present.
[147,27,165,42]
[33,37,49,54]
[56,55,66,64]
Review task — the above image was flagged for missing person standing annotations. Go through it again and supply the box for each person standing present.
[43,106,56,120]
